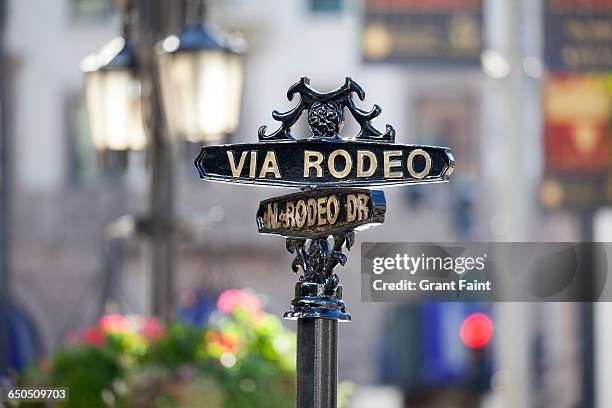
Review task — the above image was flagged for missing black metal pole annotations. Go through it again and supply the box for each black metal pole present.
[297,318,338,408]
[135,0,175,317]
[149,128,174,318]
[284,236,354,408]
[99,173,126,316]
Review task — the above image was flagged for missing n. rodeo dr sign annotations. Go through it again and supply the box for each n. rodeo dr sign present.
[256,188,385,238]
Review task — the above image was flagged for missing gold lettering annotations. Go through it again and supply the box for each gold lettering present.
[317,197,327,226]
[383,150,403,178]
[259,151,281,179]
[346,194,357,222]
[295,200,307,228]
[307,199,317,226]
[265,203,278,229]
[357,193,369,221]
[328,149,352,179]
[327,195,339,224]
[304,151,324,178]
[357,150,377,177]
[407,149,432,179]
[286,202,295,228]
[263,205,270,228]
[227,151,248,177]
[249,151,257,178]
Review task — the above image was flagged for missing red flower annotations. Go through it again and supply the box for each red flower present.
[81,327,106,346]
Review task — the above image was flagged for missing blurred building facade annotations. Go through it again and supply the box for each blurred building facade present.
[2,0,601,407]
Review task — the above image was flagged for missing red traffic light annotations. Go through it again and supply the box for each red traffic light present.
[460,312,494,349]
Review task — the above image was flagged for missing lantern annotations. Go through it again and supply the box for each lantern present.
[157,23,245,143]
[81,37,146,153]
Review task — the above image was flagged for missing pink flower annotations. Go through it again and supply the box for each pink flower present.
[216,289,261,314]
[98,313,129,333]
[81,327,106,346]
[139,316,164,340]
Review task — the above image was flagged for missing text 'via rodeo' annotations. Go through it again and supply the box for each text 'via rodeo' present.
[196,77,454,188]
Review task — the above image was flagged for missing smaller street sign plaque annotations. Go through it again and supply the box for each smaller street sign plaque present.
[256,188,385,239]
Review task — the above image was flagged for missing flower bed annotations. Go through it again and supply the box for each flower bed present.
[21,289,296,408]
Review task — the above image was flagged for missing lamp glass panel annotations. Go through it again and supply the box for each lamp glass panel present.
[223,52,244,134]
[85,68,146,151]
[194,51,229,141]
[158,52,182,139]
[103,69,132,150]
[127,78,146,150]
[159,49,244,143]
[84,70,107,150]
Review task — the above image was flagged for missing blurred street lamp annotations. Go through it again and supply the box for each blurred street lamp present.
[157,3,245,143]
[81,0,246,317]
[81,3,146,167]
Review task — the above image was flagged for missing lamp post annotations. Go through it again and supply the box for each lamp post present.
[82,0,244,316]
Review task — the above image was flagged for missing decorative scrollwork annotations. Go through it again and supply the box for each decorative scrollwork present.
[286,231,355,293]
[258,77,395,142]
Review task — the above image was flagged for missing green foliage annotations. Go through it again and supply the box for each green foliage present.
[20,290,301,408]
[201,310,296,408]
[51,345,126,408]
[143,323,203,369]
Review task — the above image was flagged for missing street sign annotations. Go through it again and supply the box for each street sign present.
[196,78,454,188]
[196,140,453,187]
[195,76,454,290]
[540,73,612,210]
[544,0,612,71]
[540,174,612,210]
[544,73,611,173]
[362,0,482,66]
[195,77,454,408]
[256,188,385,239]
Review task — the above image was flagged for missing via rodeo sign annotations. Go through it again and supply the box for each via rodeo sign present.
[195,77,454,320]
[196,77,454,188]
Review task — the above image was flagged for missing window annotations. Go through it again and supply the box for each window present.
[71,0,113,21]
[309,0,342,13]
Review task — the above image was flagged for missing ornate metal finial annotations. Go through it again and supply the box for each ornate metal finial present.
[283,232,355,321]
[258,77,396,143]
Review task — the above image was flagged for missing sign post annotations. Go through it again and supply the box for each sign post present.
[195,77,454,407]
